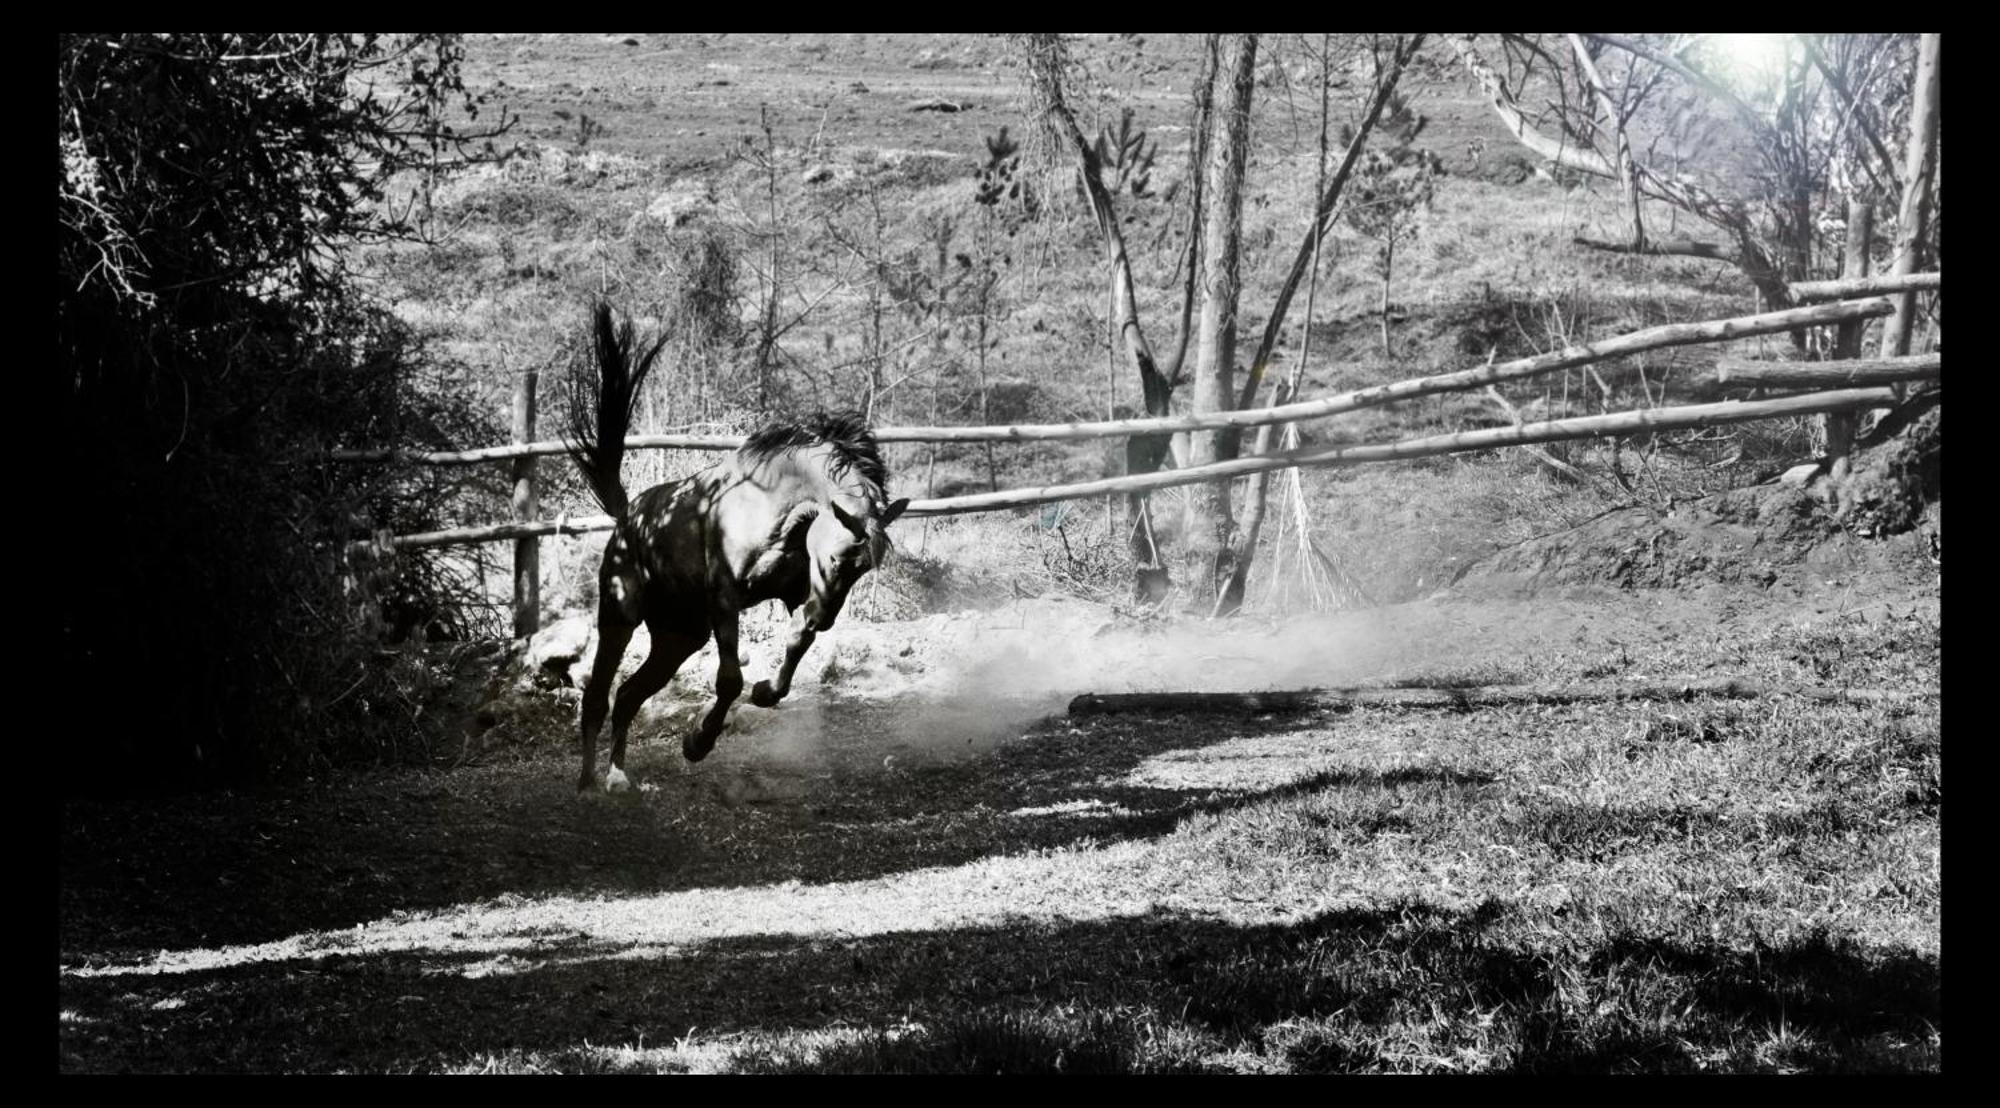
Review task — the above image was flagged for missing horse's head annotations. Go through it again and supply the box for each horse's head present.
[802,495,909,631]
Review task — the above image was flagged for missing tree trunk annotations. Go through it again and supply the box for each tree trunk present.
[1879,32,1940,361]
[1220,35,1426,616]
[1187,33,1257,607]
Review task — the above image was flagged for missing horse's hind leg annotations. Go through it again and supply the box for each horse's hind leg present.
[579,611,635,792]
[605,622,705,786]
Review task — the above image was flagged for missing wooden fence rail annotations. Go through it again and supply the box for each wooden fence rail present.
[340,279,1936,633]
[331,298,1897,465]
[1713,352,1939,389]
[898,387,1900,516]
[367,386,1900,549]
[1788,269,1940,303]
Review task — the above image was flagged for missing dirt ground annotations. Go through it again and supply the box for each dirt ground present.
[57,498,1939,1070]
[60,525,1937,956]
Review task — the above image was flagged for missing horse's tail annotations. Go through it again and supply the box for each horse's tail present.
[562,302,664,519]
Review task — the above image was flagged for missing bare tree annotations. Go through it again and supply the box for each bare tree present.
[1021,34,1205,603]
[1022,33,1425,610]
[1452,33,1932,320]
[1218,35,1428,614]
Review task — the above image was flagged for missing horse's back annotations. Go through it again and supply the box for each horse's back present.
[600,476,714,632]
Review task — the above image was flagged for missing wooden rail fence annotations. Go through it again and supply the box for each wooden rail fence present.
[338,274,1938,633]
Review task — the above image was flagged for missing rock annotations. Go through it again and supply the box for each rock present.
[640,178,718,227]
[1779,463,1824,488]
[523,615,594,690]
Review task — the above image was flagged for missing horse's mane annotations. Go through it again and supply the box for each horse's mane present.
[739,410,889,500]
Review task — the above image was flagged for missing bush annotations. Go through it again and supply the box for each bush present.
[58,35,510,787]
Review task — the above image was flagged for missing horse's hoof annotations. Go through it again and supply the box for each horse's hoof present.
[750,681,779,708]
[605,764,632,792]
[683,733,717,763]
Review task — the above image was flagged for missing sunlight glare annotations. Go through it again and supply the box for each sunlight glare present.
[1712,33,1788,88]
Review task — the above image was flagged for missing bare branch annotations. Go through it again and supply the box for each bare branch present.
[1020,34,1175,416]
[1237,33,1425,412]
[1585,32,1775,146]
[1568,33,1646,249]
[1801,35,1901,198]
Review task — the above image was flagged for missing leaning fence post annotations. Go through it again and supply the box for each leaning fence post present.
[512,368,540,638]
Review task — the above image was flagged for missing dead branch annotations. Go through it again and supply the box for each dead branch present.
[1068,678,1930,716]
[1483,385,1593,485]
[1573,236,1732,261]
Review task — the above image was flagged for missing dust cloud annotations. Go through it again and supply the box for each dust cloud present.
[709,597,1457,764]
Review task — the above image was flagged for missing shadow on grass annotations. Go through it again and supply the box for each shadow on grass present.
[58,901,1937,1073]
[61,705,1480,954]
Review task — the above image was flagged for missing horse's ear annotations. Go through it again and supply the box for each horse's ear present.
[828,499,869,540]
[881,498,910,527]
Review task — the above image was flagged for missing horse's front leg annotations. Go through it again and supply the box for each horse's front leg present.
[684,605,744,763]
[751,605,816,708]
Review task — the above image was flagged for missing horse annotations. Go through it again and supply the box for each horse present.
[563,303,909,791]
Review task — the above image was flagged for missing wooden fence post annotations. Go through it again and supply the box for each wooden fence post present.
[512,369,540,638]
[1826,198,1874,461]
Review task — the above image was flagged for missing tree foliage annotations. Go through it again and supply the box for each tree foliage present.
[58,34,510,787]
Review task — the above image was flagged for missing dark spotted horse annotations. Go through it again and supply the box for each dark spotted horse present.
[563,304,908,791]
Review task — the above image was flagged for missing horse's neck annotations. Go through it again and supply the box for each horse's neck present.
[733,450,853,511]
